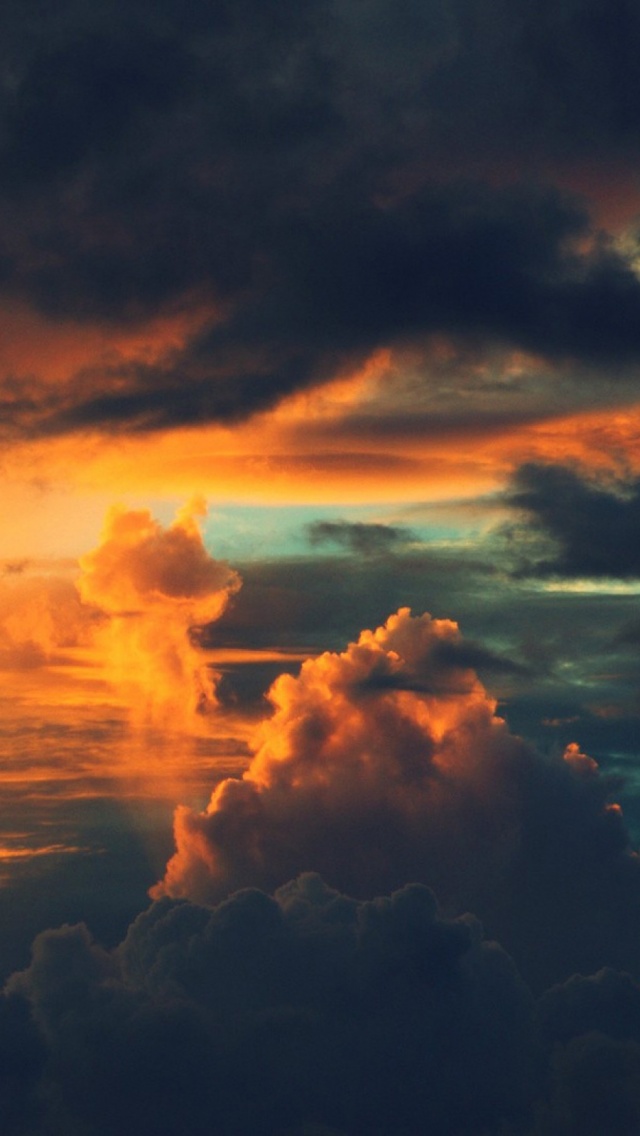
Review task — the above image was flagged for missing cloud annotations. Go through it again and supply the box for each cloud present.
[153,608,640,991]
[0,988,45,1135]
[3,874,538,1136]
[532,968,640,1136]
[208,546,498,653]
[507,462,640,577]
[0,573,92,670]
[11,182,640,440]
[538,967,640,1047]
[307,520,416,556]
[7,874,640,1135]
[4,4,640,438]
[430,637,531,678]
[78,499,241,727]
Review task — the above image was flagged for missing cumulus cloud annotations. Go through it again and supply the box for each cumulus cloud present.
[4,591,640,1132]
[78,499,240,727]
[6,874,640,1136]
[531,968,640,1136]
[3,874,538,1136]
[507,462,640,578]
[152,608,640,991]
[0,502,240,729]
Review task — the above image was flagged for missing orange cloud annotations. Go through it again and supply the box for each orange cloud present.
[152,608,640,988]
[0,573,92,670]
[153,608,511,903]
[562,741,599,776]
[6,377,640,526]
[78,499,241,729]
[0,298,215,391]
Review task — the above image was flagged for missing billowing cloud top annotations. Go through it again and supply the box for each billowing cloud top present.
[78,498,239,620]
[0,874,535,1136]
[154,608,640,990]
[77,500,241,725]
[6,873,640,1135]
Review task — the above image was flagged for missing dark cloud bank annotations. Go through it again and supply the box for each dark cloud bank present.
[5,608,640,1135]
[508,462,640,579]
[4,878,640,1136]
[4,1,640,434]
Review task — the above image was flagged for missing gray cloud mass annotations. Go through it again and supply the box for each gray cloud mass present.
[507,463,640,578]
[3,2,640,434]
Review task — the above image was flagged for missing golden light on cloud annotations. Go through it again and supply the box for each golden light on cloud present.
[0,298,216,388]
[2,341,640,571]
[65,394,640,507]
[78,499,241,730]
[154,607,509,902]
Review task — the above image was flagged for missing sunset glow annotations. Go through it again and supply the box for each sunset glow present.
[3,3,640,1133]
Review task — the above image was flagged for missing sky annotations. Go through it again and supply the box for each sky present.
[2,2,640,1133]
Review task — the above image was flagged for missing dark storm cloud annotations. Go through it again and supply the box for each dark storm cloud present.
[307,520,416,556]
[4,2,640,433]
[6,876,640,1135]
[537,968,640,1047]
[1,875,538,1136]
[2,32,190,190]
[507,463,640,578]
[531,968,640,1135]
[25,184,640,434]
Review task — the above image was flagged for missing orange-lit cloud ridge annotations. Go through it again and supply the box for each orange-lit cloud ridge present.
[5,344,640,539]
[78,499,241,730]
[155,607,640,988]
[152,607,543,900]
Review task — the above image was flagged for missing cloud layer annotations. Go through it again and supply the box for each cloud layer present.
[3,1,640,440]
[154,608,640,991]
